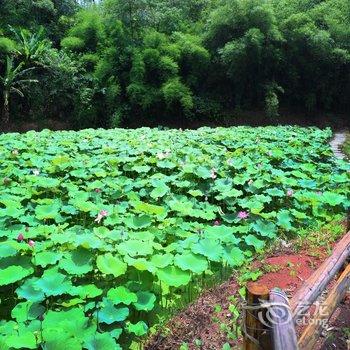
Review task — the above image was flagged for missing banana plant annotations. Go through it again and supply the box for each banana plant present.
[9,26,51,66]
[0,56,38,125]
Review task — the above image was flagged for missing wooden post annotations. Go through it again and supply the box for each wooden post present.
[243,283,270,350]
[269,288,298,350]
[298,264,350,350]
[291,231,350,321]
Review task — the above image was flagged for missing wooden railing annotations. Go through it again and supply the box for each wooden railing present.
[243,230,350,350]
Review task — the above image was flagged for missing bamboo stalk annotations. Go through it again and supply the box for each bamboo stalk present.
[298,264,350,350]
[291,231,350,321]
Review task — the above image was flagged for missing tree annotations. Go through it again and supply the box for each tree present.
[0,56,38,126]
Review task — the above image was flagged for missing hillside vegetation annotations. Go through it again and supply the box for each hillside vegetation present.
[0,0,349,129]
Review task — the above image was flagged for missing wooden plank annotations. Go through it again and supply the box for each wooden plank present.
[290,231,350,321]
[269,288,298,350]
[298,264,350,350]
[243,283,270,350]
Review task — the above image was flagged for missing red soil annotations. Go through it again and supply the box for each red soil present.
[251,252,326,295]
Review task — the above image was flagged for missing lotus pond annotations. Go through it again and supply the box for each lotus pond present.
[0,126,349,349]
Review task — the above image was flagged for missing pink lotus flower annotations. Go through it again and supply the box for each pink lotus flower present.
[94,188,101,193]
[237,211,249,220]
[17,233,24,242]
[95,210,109,224]
[210,168,217,179]
[287,189,294,197]
[28,240,35,248]
[213,220,221,226]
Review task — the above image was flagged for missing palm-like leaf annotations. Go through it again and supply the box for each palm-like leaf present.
[9,26,50,64]
[10,87,24,98]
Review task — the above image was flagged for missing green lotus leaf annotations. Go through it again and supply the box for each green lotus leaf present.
[124,256,157,272]
[205,225,236,242]
[33,251,62,267]
[174,252,208,273]
[215,188,243,200]
[191,238,223,262]
[117,240,153,257]
[85,333,121,350]
[75,234,102,249]
[251,220,277,238]
[43,333,82,350]
[0,242,17,258]
[34,268,73,296]
[32,177,60,188]
[0,265,33,286]
[265,188,285,197]
[222,213,238,223]
[244,234,265,251]
[133,291,156,311]
[132,165,151,173]
[96,253,127,277]
[276,210,293,230]
[126,321,148,336]
[157,266,191,287]
[321,192,345,206]
[107,286,137,305]
[59,248,93,275]
[290,209,308,219]
[223,247,245,267]
[150,253,173,268]
[157,159,176,169]
[150,182,169,199]
[0,207,25,218]
[60,298,85,307]
[16,277,45,302]
[51,155,71,167]
[11,301,45,322]
[35,203,62,221]
[238,198,264,214]
[194,166,212,179]
[5,326,37,349]
[187,189,203,197]
[97,299,129,324]
[132,201,166,216]
[125,215,152,229]
[109,328,123,340]
[73,284,103,299]
[43,308,95,343]
[73,200,98,212]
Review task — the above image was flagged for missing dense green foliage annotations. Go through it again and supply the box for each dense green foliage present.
[0,126,349,348]
[0,0,349,128]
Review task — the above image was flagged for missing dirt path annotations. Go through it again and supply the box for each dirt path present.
[330,131,347,159]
